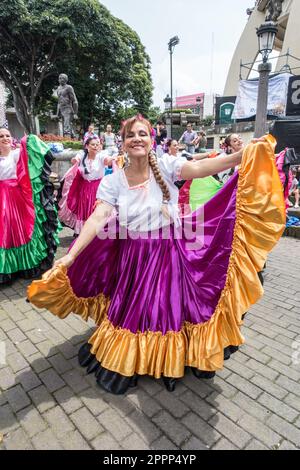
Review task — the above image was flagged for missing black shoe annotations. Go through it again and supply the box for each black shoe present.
[162,377,177,392]
[191,368,216,379]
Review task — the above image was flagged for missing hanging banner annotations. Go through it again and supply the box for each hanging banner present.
[286,75,300,116]
[232,73,292,120]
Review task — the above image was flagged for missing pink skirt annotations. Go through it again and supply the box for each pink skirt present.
[59,167,101,234]
[0,179,35,249]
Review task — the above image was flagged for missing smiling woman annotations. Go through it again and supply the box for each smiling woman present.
[28,115,286,395]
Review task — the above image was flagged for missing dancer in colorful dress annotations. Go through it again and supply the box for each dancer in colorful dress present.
[179,134,245,213]
[58,137,115,236]
[0,128,60,284]
[28,116,285,394]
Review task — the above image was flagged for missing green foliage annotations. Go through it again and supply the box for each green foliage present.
[0,0,153,133]
[200,115,214,127]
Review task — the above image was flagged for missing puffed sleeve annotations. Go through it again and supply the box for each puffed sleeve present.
[96,173,118,207]
[98,150,109,166]
[75,150,84,163]
[158,155,187,182]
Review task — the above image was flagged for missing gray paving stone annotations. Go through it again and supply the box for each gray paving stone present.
[17,405,48,437]
[275,375,300,398]
[212,438,238,450]
[0,366,16,390]
[43,405,75,438]
[205,391,244,422]
[261,346,291,365]
[31,428,63,450]
[17,367,42,392]
[268,360,300,383]
[208,413,251,449]
[28,353,51,374]
[284,393,300,413]
[237,414,281,448]
[61,430,91,450]
[39,368,66,393]
[182,412,221,448]
[182,436,209,450]
[125,410,161,444]
[3,426,33,450]
[127,389,162,418]
[7,351,29,373]
[16,318,36,332]
[153,411,191,447]
[245,439,269,450]
[6,328,27,344]
[6,384,31,412]
[278,440,300,450]
[0,404,19,434]
[151,435,178,450]
[267,414,300,446]
[227,373,263,400]
[28,385,56,413]
[258,392,299,423]
[53,386,83,414]
[48,353,73,374]
[61,369,89,393]
[91,432,121,450]
[155,390,189,418]
[81,387,108,416]
[180,390,217,421]
[250,375,288,400]
[71,407,104,440]
[0,319,15,332]
[121,433,149,450]
[245,358,279,381]
[25,329,47,344]
[97,407,132,441]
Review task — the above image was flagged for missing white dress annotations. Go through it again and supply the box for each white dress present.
[97,154,187,232]
[75,150,108,181]
[0,149,20,180]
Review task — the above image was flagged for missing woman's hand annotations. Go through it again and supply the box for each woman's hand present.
[71,157,78,165]
[53,253,75,269]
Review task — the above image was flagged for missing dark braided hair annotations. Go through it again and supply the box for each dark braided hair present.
[121,115,171,203]
[82,137,99,175]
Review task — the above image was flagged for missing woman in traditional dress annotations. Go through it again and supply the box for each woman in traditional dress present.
[58,137,114,235]
[28,116,285,394]
[0,128,60,284]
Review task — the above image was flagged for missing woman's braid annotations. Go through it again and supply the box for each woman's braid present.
[148,151,171,203]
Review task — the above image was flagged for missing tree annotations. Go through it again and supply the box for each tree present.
[0,0,153,133]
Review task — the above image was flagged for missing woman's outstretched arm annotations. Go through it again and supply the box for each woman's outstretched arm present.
[181,149,243,180]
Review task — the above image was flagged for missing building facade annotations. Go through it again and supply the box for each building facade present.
[224,0,299,96]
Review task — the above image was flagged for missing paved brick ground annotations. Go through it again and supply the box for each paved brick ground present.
[1,229,300,450]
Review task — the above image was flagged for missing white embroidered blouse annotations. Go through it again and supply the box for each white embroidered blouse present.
[96,154,187,231]
[75,150,108,181]
[0,149,20,181]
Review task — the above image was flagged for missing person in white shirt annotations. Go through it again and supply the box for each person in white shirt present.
[58,137,114,235]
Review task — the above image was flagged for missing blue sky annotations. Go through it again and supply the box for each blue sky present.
[101,0,255,108]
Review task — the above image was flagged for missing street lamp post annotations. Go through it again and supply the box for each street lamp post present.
[168,36,180,138]
[254,21,278,138]
[196,96,202,123]
[164,94,172,137]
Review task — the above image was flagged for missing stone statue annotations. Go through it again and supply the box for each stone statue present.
[265,0,284,22]
[55,74,78,138]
